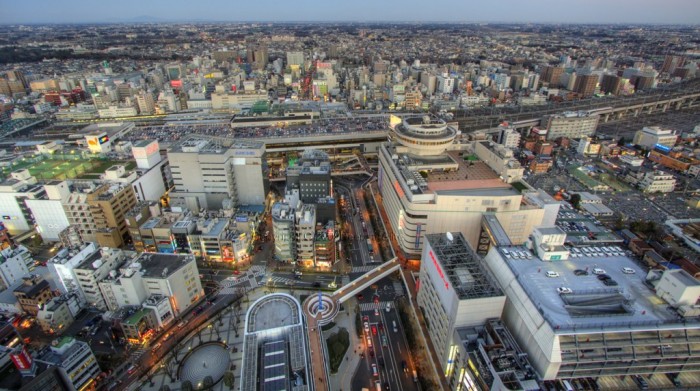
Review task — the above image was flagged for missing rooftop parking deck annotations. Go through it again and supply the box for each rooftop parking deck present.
[501,252,696,332]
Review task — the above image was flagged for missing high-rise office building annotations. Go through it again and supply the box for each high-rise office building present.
[285,149,331,204]
[417,232,505,366]
[167,135,268,211]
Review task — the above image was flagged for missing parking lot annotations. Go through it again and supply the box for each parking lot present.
[124,117,388,144]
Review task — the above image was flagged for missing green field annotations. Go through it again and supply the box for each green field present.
[2,157,136,181]
[567,164,611,190]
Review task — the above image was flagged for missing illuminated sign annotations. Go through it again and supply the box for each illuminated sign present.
[393,180,405,199]
[99,135,110,144]
[389,114,402,129]
[170,80,183,88]
[415,223,422,250]
[10,347,32,371]
[234,150,256,156]
[235,216,249,223]
[2,216,10,220]
[429,250,449,290]
[551,255,562,261]
[654,143,671,153]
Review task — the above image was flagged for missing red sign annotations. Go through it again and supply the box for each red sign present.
[10,347,32,371]
[429,250,449,290]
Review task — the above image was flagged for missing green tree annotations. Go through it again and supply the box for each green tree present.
[181,380,193,391]
[223,372,235,389]
[570,193,582,209]
[203,376,214,389]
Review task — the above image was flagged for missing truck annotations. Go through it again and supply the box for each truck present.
[367,239,373,255]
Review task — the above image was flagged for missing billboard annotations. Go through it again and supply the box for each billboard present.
[10,347,32,371]
[654,143,672,153]
[99,135,109,144]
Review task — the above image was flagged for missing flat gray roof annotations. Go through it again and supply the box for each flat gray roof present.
[499,251,698,332]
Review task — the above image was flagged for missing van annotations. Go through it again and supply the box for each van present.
[412,370,418,383]
[392,321,398,333]
[386,303,391,313]
[375,381,382,391]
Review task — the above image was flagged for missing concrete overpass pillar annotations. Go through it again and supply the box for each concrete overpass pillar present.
[603,113,610,122]
[676,101,683,110]
[633,108,640,117]
[662,103,669,112]
[617,111,624,120]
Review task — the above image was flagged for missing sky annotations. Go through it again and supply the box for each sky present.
[2,0,699,25]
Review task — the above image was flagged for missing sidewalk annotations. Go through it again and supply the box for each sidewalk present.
[328,298,363,391]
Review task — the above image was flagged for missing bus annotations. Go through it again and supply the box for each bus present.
[367,239,373,255]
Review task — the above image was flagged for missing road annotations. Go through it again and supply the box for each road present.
[107,292,242,391]
[351,279,416,391]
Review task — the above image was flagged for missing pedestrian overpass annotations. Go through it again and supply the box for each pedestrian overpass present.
[332,258,401,303]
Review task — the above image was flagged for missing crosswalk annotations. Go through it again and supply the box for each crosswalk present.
[352,265,379,273]
[130,348,147,360]
[392,280,404,296]
[359,301,394,312]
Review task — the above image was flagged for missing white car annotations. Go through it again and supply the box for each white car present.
[592,268,606,275]
[557,287,573,294]
[364,322,369,334]
[546,271,560,278]
[622,267,636,274]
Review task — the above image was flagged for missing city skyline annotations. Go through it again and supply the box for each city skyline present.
[3,0,700,25]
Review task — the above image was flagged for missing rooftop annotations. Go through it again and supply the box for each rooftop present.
[383,146,510,196]
[124,308,150,325]
[131,252,193,279]
[494,250,698,332]
[426,232,503,300]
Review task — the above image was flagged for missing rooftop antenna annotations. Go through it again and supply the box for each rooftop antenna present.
[446,232,454,242]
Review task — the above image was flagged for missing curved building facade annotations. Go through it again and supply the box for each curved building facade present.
[240,293,310,391]
[378,116,553,258]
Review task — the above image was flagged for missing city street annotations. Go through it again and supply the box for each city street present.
[351,279,416,391]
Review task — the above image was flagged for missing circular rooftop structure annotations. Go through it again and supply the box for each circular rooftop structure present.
[392,116,458,155]
[179,342,229,387]
[245,293,302,333]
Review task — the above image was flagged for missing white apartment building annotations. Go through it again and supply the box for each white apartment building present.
[271,202,296,262]
[47,242,100,296]
[640,170,677,193]
[35,337,100,391]
[498,127,522,149]
[0,246,31,290]
[296,204,316,266]
[633,126,678,149]
[25,181,70,242]
[542,111,600,141]
[73,247,134,310]
[211,92,268,111]
[0,170,45,235]
[99,252,202,316]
